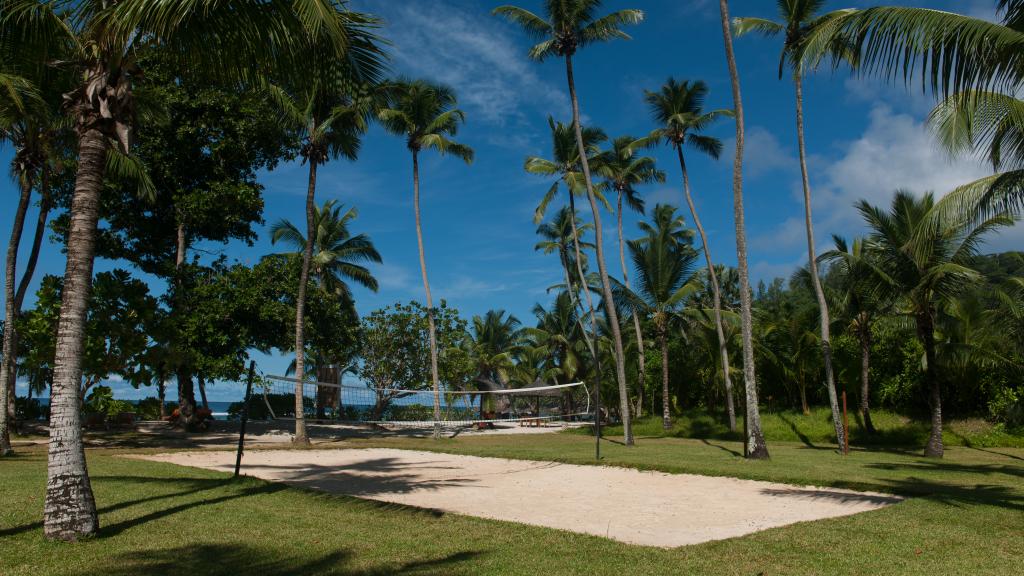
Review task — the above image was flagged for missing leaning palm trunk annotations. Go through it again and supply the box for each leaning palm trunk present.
[718,0,768,459]
[291,157,318,445]
[566,191,605,427]
[412,151,443,440]
[918,310,943,458]
[617,192,645,418]
[676,147,736,431]
[44,126,105,540]
[564,54,633,445]
[0,175,33,456]
[794,72,845,450]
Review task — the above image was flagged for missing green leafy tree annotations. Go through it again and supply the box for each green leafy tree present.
[495,0,644,445]
[359,301,472,420]
[378,79,473,439]
[0,0,372,538]
[857,190,1013,457]
[643,77,738,430]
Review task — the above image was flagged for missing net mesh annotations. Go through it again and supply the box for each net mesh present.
[255,375,592,428]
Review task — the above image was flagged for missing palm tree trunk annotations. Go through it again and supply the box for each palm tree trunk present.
[718,0,768,459]
[292,158,317,445]
[859,324,876,434]
[566,193,605,431]
[565,54,633,446]
[677,147,736,432]
[919,311,943,458]
[412,151,443,440]
[15,170,51,308]
[617,191,646,418]
[0,174,33,456]
[794,71,846,451]
[172,219,196,426]
[197,374,209,410]
[799,378,809,415]
[44,126,105,541]
[659,324,671,429]
[158,373,166,420]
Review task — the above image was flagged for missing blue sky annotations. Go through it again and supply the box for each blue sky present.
[2,0,1017,401]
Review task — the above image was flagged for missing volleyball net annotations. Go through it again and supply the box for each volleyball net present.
[250,375,592,428]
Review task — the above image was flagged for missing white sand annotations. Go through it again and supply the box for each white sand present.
[139,448,902,548]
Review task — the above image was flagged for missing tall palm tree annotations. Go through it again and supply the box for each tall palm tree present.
[734,1,857,451]
[595,135,661,417]
[643,78,738,431]
[267,36,383,443]
[535,206,596,298]
[378,79,473,440]
[495,0,643,446]
[526,118,608,426]
[821,235,888,433]
[0,0,374,541]
[717,0,769,459]
[857,190,1013,457]
[617,205,700,428]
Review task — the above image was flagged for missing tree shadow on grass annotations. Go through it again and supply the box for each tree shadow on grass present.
[776,413,816,448]
[70,543,485,576]
[0,475,233,538]
[699,438,742,457]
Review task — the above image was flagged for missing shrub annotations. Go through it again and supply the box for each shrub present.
[989,386,1024,428]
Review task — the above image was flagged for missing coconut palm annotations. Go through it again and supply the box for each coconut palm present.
[595,135,662,417]
[821,235,888,434]
[378,79,473,439]
[734,1,857,451]
[617,205,700,429]
[857,190,1014,457]
[495,0,643,445]
[465,310,522,390]
[527,292,588,387]
[266,44,383,443]
[807,2,1024,224]
[643,78,738,431]
[0,0,377,541]
[535,206,596,297]
[716,0,769,459]
[526,118,608,424]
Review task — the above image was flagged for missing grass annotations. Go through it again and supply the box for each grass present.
[590,408,1024,448]
[2,433,1023,575]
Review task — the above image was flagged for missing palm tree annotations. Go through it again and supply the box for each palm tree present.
[807,2,1024,224]
[821,235,888,434]
[526,118,608,428]
[857,190,1013,457]
[617,205,700,429]
[378,79,473,440]
[717,0,769,459]
[267,37,384,443]
[527,292,588,388]
[495,0,643,446]
[595,135,662,417]
[465,310,522,390]
[0,0,376,541]
[734,1,857,452]
[535,206,596,297]
[643,78,738,431]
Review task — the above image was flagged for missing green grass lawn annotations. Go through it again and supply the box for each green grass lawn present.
[2,434,1022,575]
[592,408,1024,448]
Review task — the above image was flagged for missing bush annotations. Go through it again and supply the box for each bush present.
[989,387,1024,428]
[15,397,47,421]
[83,386,133,417]
[135,397,177,420]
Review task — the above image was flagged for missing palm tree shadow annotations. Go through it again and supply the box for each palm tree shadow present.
[71,543,484,575]
[777,413,816,448]
[700,438,742,457]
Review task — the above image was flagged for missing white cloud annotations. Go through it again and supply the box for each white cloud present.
[436,275,509,299]
[358,0,567,126]
[812,105,992,230]
[374,262,415,292]
[727,126,796,179]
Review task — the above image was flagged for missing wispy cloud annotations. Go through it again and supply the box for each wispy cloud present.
[357,0,567,126]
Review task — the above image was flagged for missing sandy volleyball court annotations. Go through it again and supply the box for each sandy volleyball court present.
[140,448,902,547]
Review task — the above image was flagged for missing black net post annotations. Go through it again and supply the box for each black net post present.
[234,361,257,478]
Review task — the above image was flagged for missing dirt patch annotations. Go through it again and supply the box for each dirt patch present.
[138,448,902,547]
